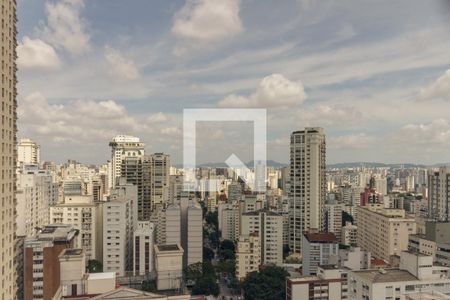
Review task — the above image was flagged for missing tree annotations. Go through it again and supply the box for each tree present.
[203,247,215,262]
[205,211,218,229]
[86,259,103,273]
[283,244,290,259]
[217,259,236,277]
[342,211,354,225]
[185,262,219,297]
[220,239,235,251]
[192,276,220,297]
[242,266,289,300]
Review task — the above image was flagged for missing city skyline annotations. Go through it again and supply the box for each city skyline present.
[16,0,450,165]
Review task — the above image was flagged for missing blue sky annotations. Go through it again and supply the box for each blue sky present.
[17,0,450,165]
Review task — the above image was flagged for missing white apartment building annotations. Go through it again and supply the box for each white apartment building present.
[220,205,240,242]
[236,233,261,280]
[348,251,450,300]
[325,202,343,242]
[342,221,358,246]
[356,204,417,261]
[186,201,202,266]
[287,266,348,300]
[18,138,40,165]
[1,1,17,298]
[109,135,145,188]
[289,128,326,253]
[133,221,155,276]
[16,165,58,237]
[302,232,339,276]
[50,195,103,261]
[428,167,450,221]
[103,180,137,276]
[241,210,283,265]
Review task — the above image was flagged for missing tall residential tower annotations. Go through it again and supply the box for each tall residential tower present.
[289,128,326,253]
[1,1,17,299]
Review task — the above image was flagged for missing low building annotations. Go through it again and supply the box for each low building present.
[154,244,184,291]
[236,233,261,280]
[24,224,78,300]
[302,232,339,276]
[348,251,450,300]
[286,265,348,300]
[133,221,155,276]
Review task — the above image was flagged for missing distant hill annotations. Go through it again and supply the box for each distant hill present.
[175,160,288,168]
[327,162,431,169]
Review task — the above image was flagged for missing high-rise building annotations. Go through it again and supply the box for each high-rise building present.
[16,165,58,237]
[50,195,103,261]
[356,204,416,261]
[122,153,170,220]
[102,179,137,276]
[241,210,283,265]
[17,138,40,165]
[236,233,261,280]
[341,222,358,246]
[289,128,326,253]
[428,167,450,221]
[109,135,145,188]
[324,203,343,242]
[1,1,17,298]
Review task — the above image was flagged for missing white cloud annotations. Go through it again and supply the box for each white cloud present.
[218,74,307,108]
[39,0,90,55]
[297,105,362,126]
[328,134,375,149]
[420,69,450,100]
[104,46,140,80]
[17,37,61,70]
[393,119,450,146]
[147,112,169,124]
[172,0,242,42]
[18,92,149,143]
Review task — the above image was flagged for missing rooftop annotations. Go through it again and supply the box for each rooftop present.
[157,244,183,252]
[60,248,83,257]
[87,272,116,280]
[352,269,418,283]
[304,232,338,243]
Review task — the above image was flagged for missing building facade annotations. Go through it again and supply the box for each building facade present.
[356,204,417,261]
[1,1,17,298]
[289,128,326,253]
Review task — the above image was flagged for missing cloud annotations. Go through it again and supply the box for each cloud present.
[420,69,450,100]
[17,37,62,70]
[147,112,169,124]
[104,46,140,80]
[39,0,90,55]
[218,74,307,108]
[392,119,450,146]
[328,134,375,149]
[18,92,150,143]
[172,0,242,49]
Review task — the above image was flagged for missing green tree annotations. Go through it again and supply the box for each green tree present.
[342,211,354,224]
[203,247,215,262]
[86,259,103,273]
[192,276,220,297]
[242,266,289,300]
[217,259,236,277]
[220,239,235,252]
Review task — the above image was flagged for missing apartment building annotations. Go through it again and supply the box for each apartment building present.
[302,232,339,276]
[133,221,155,276]
[341,221,358,246]
[241,210,283,265]
[348,251,450,300]
[50,195,103,261]
[356,204,416,261]
[287,266,348,300]
[289,128,326,253]
[236,233,261,280]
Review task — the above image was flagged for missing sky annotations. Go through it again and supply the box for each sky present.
[16,0,450,165]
